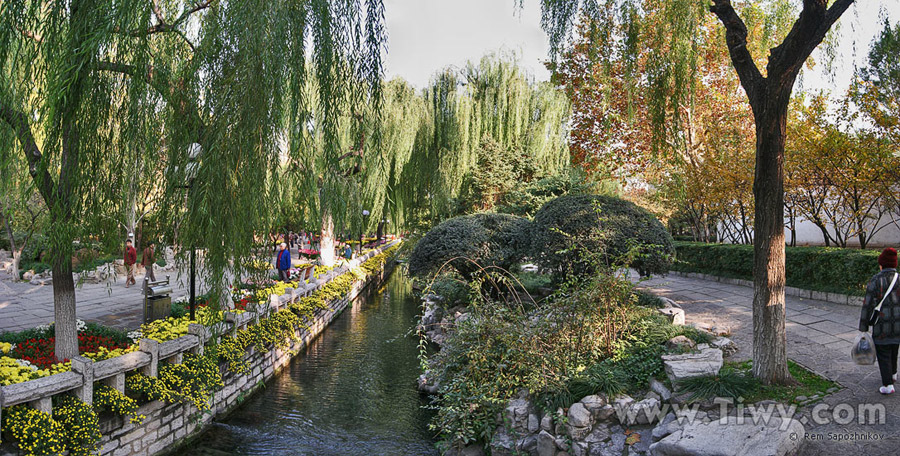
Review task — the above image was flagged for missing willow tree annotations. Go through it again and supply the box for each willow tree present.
[398,53,571,228]
[0,0,385,360]
[536,0,855,384]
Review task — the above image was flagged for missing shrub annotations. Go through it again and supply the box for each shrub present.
[529,194,675,279]
[676,367,759,403]
[424,272,667,445]
[672,242,881,296]
[408,213,532,280]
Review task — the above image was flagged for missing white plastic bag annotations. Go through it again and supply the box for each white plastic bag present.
[852,332,876,365]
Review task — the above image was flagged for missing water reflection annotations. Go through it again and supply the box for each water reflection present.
[179,267,438,456]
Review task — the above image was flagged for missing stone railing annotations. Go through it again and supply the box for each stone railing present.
[0,239,401,455]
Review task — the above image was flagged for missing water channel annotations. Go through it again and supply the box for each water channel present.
[178,267,439,455]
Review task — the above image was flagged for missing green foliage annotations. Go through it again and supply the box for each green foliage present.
[728,360,839,404]
[515,271,553,295]
[530,194,675,279]
[429,274,473,307]
[676,367,759,403]
[408,213,532,280]
[497,170,597,218]
[634,289,663,308]
[672,242,881,296]
[424,272,670,446]
[456,136,540,214]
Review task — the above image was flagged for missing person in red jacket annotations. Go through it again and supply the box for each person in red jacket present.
[124,239,137,288]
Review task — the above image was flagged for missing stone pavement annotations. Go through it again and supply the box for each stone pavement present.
[0,267,197,332]
[636,273,900,456]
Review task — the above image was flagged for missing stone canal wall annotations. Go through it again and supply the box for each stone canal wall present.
[0,241,400,456]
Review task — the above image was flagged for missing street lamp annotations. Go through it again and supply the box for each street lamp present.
[184,143,202,321]
[359,209,370,254]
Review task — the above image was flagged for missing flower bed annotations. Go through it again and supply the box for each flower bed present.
[0,321,135,385]
[0,241,401,456]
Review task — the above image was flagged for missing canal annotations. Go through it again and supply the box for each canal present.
[177,267,438,455]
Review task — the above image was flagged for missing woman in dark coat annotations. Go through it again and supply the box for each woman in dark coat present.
[859,247,900,394]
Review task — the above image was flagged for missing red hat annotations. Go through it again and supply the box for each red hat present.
[879,248,898,269]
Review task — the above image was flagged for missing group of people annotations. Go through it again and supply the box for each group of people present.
[860,247,900,394]
[122,238,157,288]
[273,240,359,281]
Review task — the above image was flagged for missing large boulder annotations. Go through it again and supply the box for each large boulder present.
[662,348,723,384]
[657,307,685,325]
[649,416,804,456]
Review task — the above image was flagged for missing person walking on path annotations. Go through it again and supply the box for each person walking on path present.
[276,242,291,282]
[124,239,137,288]
[859,247,900,394]
[142,241,156,282]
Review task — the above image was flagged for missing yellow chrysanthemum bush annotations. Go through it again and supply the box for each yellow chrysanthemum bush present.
[126,353,223,411]
[53,396,102,456]
[93,384,145,424]
[3,405,66,455]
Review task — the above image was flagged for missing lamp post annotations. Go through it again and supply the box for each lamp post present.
[184,144,202,321]
[359,209,370,255]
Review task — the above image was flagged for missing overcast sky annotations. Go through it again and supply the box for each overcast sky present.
[382,0,900,98]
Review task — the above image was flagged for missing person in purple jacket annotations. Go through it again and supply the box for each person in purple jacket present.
[276,242,291,281]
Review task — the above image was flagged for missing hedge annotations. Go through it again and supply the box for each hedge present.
[672,242,882,296]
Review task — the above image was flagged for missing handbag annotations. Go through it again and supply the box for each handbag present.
[868,272,899,326]
[852,332,876,365]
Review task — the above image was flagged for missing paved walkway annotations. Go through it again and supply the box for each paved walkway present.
[0,267,197,332]
[636,273,899,456]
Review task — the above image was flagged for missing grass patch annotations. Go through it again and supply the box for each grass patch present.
[730,359,839,403]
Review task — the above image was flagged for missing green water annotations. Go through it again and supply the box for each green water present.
[177,268,438,455]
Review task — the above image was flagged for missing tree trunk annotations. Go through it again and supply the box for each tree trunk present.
[320,210,335,267]
[0,202,20,279]
[750,92,791,385]
[52,254,78,360]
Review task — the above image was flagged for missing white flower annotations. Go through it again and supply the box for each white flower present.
[127,330,143,342]
[15,358,38,371]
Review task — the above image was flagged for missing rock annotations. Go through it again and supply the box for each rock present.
[662,348,723,384]
[528,413,540,434]
[567,402,593,440]
[665,335,695,351]
[490,428,515,456]
[554,436,569,451]
[609,432,626,453]
[660,297,681,308]
[571,441,588,456]
[567,402,592,428]
[651,413,679,442]
[595,405,615,422]
[541,414,553,432]
[417,372,439,394]
[650,416,805,456]
[649,378,672,402]
[580,394,606,416]
[584,423,611,443]
[521,434,539,454]
[22,270,34,281]
[657,307,685,325]
[588,442,619,456]
[710,336,738,356]
[795,395,808,402]
[645,391,661,402]
[618,397,662,425]
[503,399,534,435]
[445,443,485,456]
[630,429,652,455]
[537,430,557,456]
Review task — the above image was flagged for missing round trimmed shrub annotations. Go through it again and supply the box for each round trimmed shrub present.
[530,194,674,278]
[408,213,532,280]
